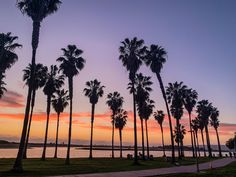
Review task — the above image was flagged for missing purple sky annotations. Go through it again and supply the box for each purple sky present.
[1,0,236,126]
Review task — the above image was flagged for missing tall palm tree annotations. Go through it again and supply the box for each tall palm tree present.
[135,73,153,160]
[57,44,85,164]
[192,119,200,157]
[52,89,69,158]
[183,88,198,157]
[145,44,175,162]
[154,110,166,157]
[14,0,61,171]
[196,100,213,157]
[23,63,47,158]
[210,107,222,157]
[0,73,7,98]
[119,37,146,164]
[115,109,128,158]
[41,65,64,160]
[106,92,124,158]
[143,99,155,159]
[84,79,105,159]
[0,32,22,74]
[166,81,187,158]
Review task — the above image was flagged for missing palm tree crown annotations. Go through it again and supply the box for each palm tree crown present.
[52,89,69,115]
[84,79,105,105]
[106,91,124,116]
[196,100,213,126]
[0,32,22,73]
[183,88,198,114]
[154,110,165,126]
[210,107,220,129]
[115,109,128,130]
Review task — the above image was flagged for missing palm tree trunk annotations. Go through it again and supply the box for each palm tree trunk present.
[215,128,222,157]
[180,137,184,157]
[132,81,138,164]
[193,131,199,172]
[54,113,60,158]
[119,128,123,158]
[145,119,150,159]
[188,112,195,158]
[89,103,95,159]
[140,119,145,160]
[160,125,166,157]
[111,113,115,158]
[23,89,36,159]
[176,119,181,159]
[205,125,212,157]
[41,95,51,160]
[156,73,175,162]
[201,129,206,157]
[66,77,73,165]
[13,21,40,172]
[196,131,200,157]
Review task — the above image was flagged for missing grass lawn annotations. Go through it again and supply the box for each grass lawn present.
[0,157,220,177]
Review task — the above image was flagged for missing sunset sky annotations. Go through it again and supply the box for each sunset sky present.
[0,0,236,147]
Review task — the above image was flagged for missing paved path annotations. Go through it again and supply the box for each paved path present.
[48,158,236,177]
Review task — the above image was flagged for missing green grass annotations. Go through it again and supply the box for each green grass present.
[0,157,220,177]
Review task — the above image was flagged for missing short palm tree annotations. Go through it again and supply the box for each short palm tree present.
[41,65,64,160]
[52,89,69,158]
[115,109,128,158]
[106,92,124,158]
[196,100,213,157]
[0,73,7,98]
[174,124,186,157]
[23,63,47,158]
[119,37,146,164]
[14,0,61,171]
[166,81,186,158]
[198,116,207,157]
[0,32,22,74]
[183,88,198,157]
[192,118,200,157]
[57,44,85,164]
[145,44,175,162]
[154,110,166,157]
[84,79,105,159]
[210,107,222,157]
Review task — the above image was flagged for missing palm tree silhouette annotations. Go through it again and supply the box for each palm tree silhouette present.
[84,79,105,159]
[23,63,47,159]
[154,110,166,157]
[183,88,198,157]
[57,44,85,164]
[196,100,213,157]
[0,32,22,74]
[145,44,175,162]
[106,92,124,158]
[41,65,64,160]
[166,81,186,158]
[119,37,146,164]
[14,0,61,171]
[198,116,207,157]
[174,124,186,157]
[210,107,222,157]
[52,89,69,158]
[135,73,152,160]
[0,73,7,98]
[192,118,201,157]
[115,109,128,158]
[143,99,155,159]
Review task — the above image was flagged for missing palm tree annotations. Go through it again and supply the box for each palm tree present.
[145,44,175,162]
[23,63,47,158]
[41,65,64,160]
[119,37,146,164]
[52,89,69,158]
[210,107,222,157]
[174,124,186,157]
[166,81,186,158]
[0,73,7,98]
[198,116,207,157]
[192,118,200,157]
[84,79,105,159]
[154,110,166,157]
[14,0,61,171]
[196,100,213,157]
[183,88,198,157]
[143,99,155,159]
[115,109,128,158]
[0,32,22,74]
[135,73,153,160]
[57,44,85,164]
[106,92,124,158]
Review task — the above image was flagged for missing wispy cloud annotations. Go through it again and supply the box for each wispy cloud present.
[0,90,25,108]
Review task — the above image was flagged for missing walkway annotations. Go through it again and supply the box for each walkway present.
[48,157,235,177]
